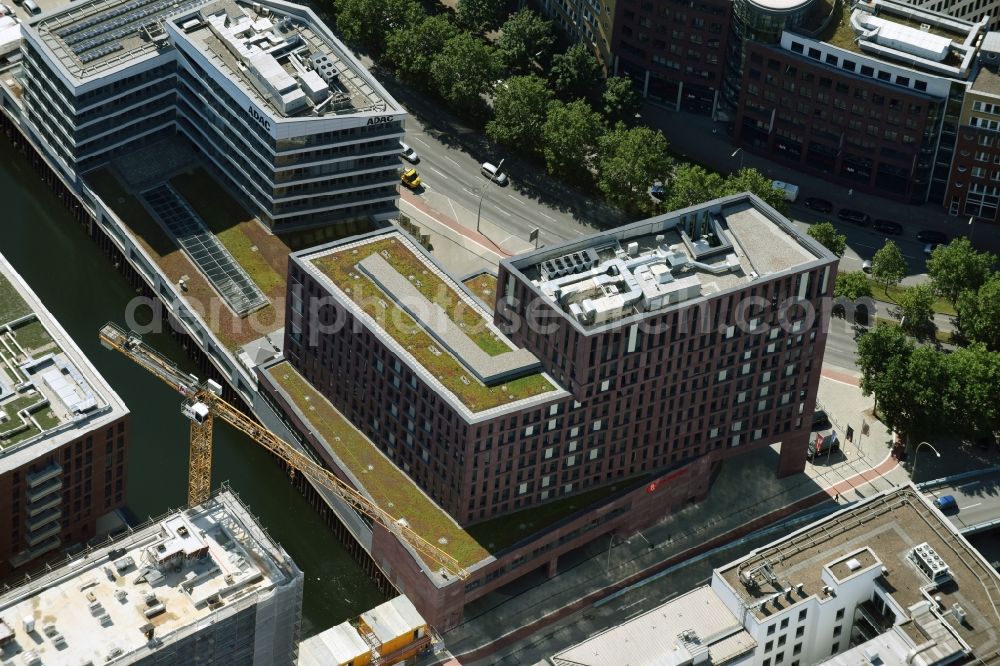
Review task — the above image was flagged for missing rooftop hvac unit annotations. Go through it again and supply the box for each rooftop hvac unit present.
[953,603,967,623]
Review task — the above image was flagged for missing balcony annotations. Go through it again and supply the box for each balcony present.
[9,537,61,568]
[27,494,61,516]
[26,477,63,503]
[26,521,62,547]
[26,463,62,489]
[26,508,61,533]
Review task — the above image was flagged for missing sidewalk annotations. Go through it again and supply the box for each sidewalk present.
[437,368,901,663]
[643,106,1000,256]
[871,298,956,334]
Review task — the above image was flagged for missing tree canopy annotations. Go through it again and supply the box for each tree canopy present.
[596,123,671,213]
[457,0,505,32]
[334,0,422,55]
[664,164,724,211]
[926,237,996,304]
[871,241,907,294]
[834,271,873,301]
[496,9,555,74]
[486,76,553,153]
[430,34,499,114]
[384,15,459,87]
[721,168,787,213]
[550,44,604,101]
[601,76,641,124]
[956,273,1000,351]
[895,284,936,339]
[807,222,847,256]
[542,99,605,183]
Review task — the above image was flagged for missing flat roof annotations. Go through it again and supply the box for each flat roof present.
[504,194,833,333]
[972,64,1000,95]
[295,230,564,417]
[361,595,425,645]
[0,489,301,665]
[32,0,396,115]
[298,622,368,666]
[716,485,1000,658]
[550,586,756,666]
[0,252,127,470]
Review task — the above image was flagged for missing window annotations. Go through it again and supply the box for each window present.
[835,608,845,620]
[765,640,774,652]
[831,643,839,655]
[780,618,789,629]
[778,635,787,647]
[767,624,776,636]
[796,626,805,638]
[793,643,802,656]
[718,370,729,381]
[833,625,842,637]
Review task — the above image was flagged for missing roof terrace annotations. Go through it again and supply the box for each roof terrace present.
[298,231,562,416]
[0,489,300,665]
[0,254,125,463]
[716,486,1000,658]
[506,194,830,332]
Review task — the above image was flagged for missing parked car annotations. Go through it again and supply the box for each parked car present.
[812,409,831,429]
[804,197,833,213]
[649,180,666,200]
[861,260,872,273]
[400,168,422,190]
[916,230,948,244]
[480,162,508,186]
[872,219,903,235]
[924,243,940,257]
[400,142,419,164]
[837,208,871,226]
[935,495,958,512]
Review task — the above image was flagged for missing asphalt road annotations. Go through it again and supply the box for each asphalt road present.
[820,318,865,371]
[924,472,1000,534]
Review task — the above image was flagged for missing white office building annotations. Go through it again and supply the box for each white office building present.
[18,0,405,231]
[0,488,304,665]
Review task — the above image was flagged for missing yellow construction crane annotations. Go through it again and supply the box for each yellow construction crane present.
[99,322,468,579]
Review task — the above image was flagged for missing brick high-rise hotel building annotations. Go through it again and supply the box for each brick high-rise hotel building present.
[281,194,837,528]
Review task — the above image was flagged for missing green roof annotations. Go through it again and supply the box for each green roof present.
[0,273,31,325]
[311,237,557,413]
[265,361,490,568]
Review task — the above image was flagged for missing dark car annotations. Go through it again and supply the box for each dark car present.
[812,409,830,429]
[804,197,833,213]
[838,208,871,226]
[872,219,903,235]
[935,495,958,512]
[916,229,949,244]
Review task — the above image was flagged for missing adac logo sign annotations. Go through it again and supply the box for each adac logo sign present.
[366,115,394,126]
[247,105,271,132]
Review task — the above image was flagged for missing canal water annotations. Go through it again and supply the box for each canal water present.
[0,137,386,637]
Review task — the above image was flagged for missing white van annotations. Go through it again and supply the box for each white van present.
[23,0,40,14]
[480,162,508,186]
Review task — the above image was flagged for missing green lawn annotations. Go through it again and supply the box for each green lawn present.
[466,478,643,552]
[868,281,957,316]
[874,316,954,344]
[0,273,31,325]
[0,395,44,441]
[33,406,61,430]
[267,362,489,569]
[312,238,556,412]
[463,273,498,307]
[11,320,55,354]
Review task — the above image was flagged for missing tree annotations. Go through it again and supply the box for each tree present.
[601,76,641,124]
[430,34,499,114]
[857,322,912,414]
[895,284,936,339]
[496,9,555,74]
[807,222,847,257]
[956,274,1000,351]
[542,99,606,183]
[946,344,1000,438]
[834,271,873,301]
[871,240,907,296]
[334,0,422,55]
[385,16,458,87]
[486,76,553,153]
[596,123,671,212]
[664,164,724,211]
[550,44,604,101]
[926,237,996,304]
[721,168,788,213]
[896,345,952,438]
[457,0,504,33]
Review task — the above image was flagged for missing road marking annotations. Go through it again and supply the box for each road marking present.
[539,212,556,222]
[496,208,513,217]
[507,194,519,202]
[413,137,431,148]
[957,480,987,489]
[429,167,449,180]
[462,187,477,196]
[963,502,983,509]
[443,155,461,168]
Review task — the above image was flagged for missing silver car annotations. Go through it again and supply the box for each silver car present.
[400,142,419,164]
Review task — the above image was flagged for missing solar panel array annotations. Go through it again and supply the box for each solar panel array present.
[142,185,269,316]
[56,0,201,63]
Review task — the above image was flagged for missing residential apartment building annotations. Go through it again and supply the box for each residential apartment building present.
[944,39,1000,221]
[18,0,405,232]
[537,0,617,66]
[551,485,1000,665]
[282,193,836,525]
[0,253,129,578]
[0,488,303,665]
[611,0,731,113]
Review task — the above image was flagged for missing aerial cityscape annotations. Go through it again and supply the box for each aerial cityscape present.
[0,0,999,661]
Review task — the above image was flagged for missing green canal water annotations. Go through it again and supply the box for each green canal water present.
[0,137,385,637]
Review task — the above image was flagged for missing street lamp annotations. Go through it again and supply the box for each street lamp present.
[912,441,941,483]
[731,148,745,170]
[476,158,505,234]
[968,215,976,244]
